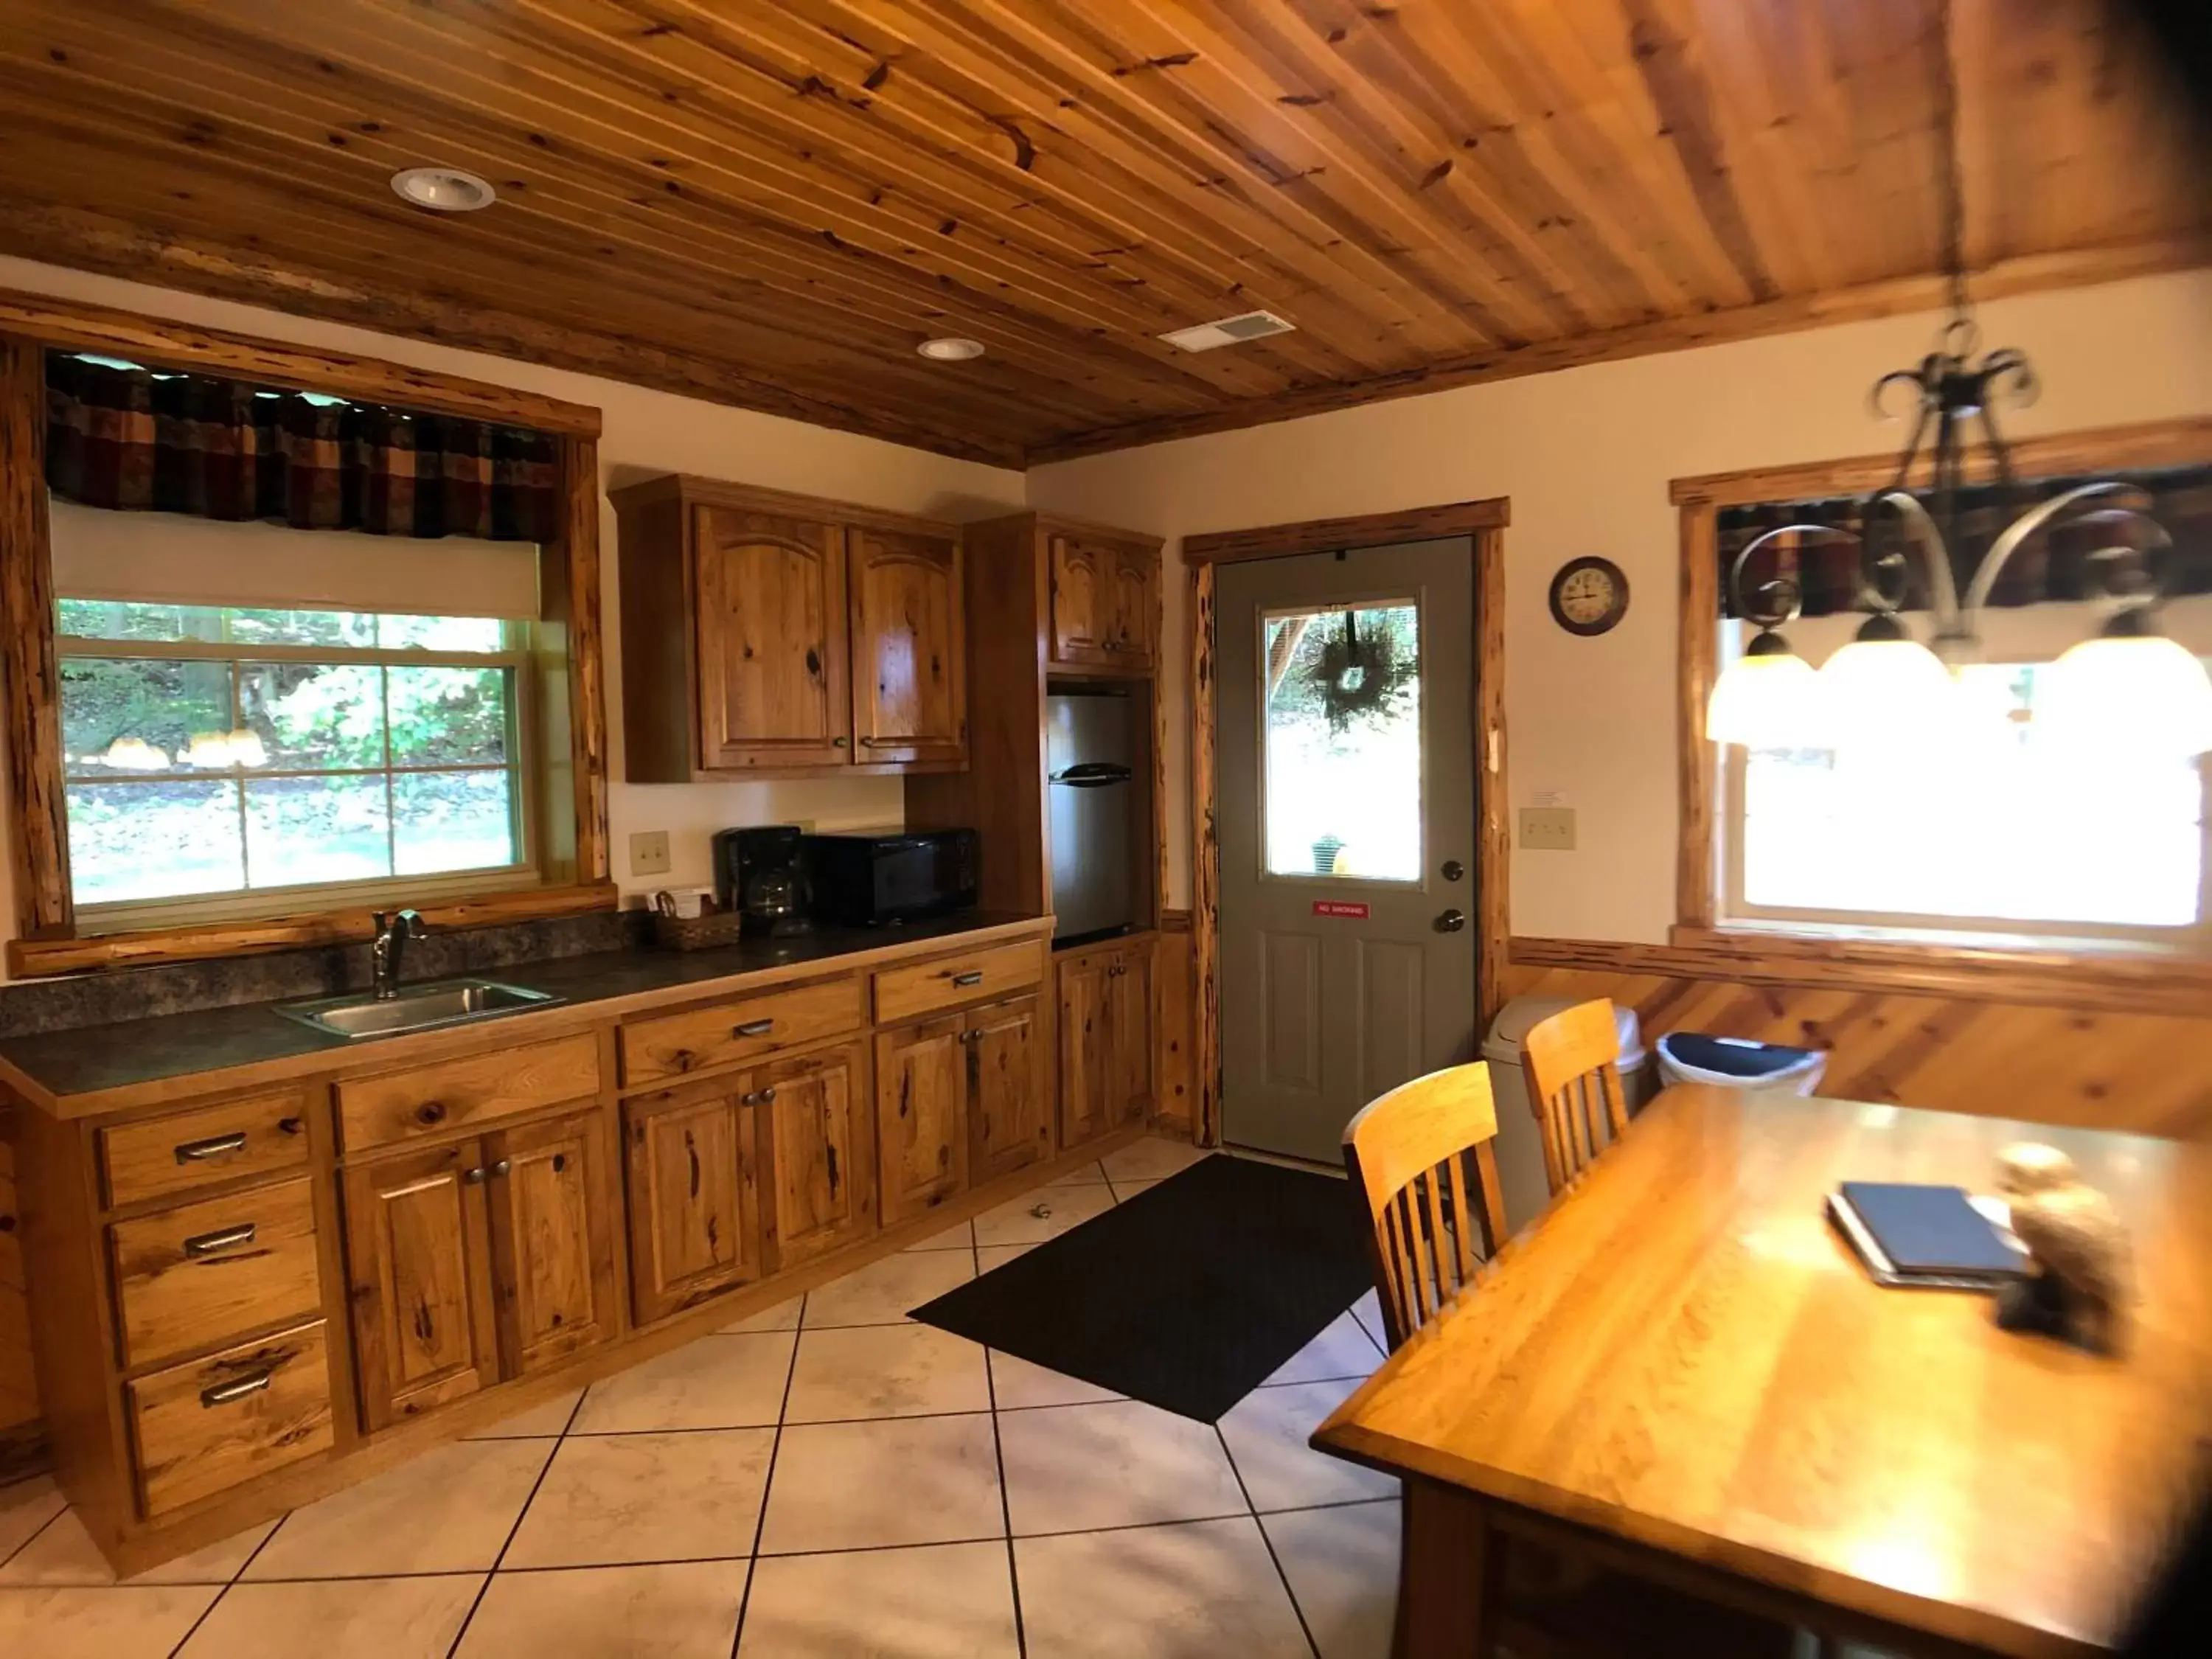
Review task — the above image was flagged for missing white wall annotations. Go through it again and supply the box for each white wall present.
[0,255,1026,977]
[1026,270,2212,944]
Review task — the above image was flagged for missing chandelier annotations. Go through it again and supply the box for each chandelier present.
[1704,3,2212,761]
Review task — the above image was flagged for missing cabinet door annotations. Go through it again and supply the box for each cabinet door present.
[1107,544,1158,669]
[1055,950,1113,1151]
[693,503,850,771]
[624,1088,763,1324]
[874,1015,968,1225]
[1108,945,1156,1127]
[967,994,1049,1184]
[485,1109,622,1378]
[1048,533,1113,667]
[343,1137,500,1432]
[761,1041,875,1270]
[849,526,966,767]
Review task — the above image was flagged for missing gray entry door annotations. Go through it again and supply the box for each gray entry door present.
[1216,538,1478,1164]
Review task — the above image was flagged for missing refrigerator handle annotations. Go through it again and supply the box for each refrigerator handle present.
[1050,763,1135,788]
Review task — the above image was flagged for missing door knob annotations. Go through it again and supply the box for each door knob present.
[1441,859,1465,882]
[1433,908,1468,933]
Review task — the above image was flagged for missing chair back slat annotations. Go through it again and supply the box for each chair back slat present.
[1523,998,1631,1194]
[1343,1062,1511,1349]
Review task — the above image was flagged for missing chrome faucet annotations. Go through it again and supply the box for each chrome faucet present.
[369,910,422,1000]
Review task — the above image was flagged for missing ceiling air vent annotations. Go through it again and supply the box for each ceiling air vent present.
[1158,310,1296,352]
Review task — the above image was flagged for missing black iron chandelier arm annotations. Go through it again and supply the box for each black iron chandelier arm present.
[1725,521,1860,631]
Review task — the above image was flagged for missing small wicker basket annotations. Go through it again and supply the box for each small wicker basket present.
[650,908,748,951]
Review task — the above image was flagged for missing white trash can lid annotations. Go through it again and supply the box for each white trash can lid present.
[1483,995,1645,1071]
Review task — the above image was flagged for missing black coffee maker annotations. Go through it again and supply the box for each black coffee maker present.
[712,826,813,938]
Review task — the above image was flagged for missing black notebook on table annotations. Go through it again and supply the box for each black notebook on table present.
[1829,1180,2026,1288]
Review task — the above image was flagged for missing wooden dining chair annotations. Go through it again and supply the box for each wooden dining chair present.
[1342,1061,1511,1350]
[1521,998,1632,1196]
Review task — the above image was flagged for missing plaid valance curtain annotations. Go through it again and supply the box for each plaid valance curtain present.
[44,352,560,542]
[1717,466,2212,619]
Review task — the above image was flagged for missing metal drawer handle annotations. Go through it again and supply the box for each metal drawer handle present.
[949,971,984,987]
[201,1369,274,1408]
[175,1132,248,1164]
[857,737,899,748]
[734,1018,776,1038]
[183,1222,257,1258]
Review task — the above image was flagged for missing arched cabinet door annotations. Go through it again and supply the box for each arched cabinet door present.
[692,504,851,771]
[846,526,967,768]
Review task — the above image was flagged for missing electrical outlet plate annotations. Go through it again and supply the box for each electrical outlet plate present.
[1518,807,1576,852]
[629,829,672,877]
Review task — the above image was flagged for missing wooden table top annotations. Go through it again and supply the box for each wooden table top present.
[1313,1086,2212,1658]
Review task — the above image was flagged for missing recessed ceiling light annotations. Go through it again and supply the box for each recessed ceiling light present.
[390,167,498,213]
[917,337,986,361]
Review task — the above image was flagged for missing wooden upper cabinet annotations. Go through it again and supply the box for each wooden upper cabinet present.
[874,1014,968,1226]
[1048,533,1113,667]
[343,1138,501,1432]
[847,526,966,768]
[694,502,851,771]
[967,993,1050,1185]
[484,1108,622,1378]
[623,1086,764,1325]
[1106,543,1158,669]
[760,1040,875,1270]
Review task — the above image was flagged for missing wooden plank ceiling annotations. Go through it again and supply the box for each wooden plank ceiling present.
[0,0,2202,467]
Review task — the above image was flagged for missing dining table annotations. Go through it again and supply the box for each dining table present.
[1311,1084,2212,1658]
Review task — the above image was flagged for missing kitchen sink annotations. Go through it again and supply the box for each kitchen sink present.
[275,978,563,1040]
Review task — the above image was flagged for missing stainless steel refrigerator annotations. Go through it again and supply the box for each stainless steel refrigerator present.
[1046,690,1136,944]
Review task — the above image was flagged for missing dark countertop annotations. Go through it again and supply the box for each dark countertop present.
[0,910,1046,1113]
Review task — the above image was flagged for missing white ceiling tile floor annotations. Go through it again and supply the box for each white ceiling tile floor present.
[0,1137,1394,1658]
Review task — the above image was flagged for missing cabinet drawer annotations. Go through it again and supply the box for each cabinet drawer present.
[127,1319,333,1518]
[110,1177,323,1370]
[621,975,863,1088]
[872,941,1043,1025]
[338,1034,602,1152]
[98,1090,310,1210]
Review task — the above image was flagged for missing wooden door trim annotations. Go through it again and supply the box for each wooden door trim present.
[1186,501,1509,1146]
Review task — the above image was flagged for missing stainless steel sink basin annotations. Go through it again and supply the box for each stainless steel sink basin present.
[276,978,563,1040]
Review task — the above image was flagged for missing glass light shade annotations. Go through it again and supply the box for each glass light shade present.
[1819,634,1956,750]
[1706,649,1826,748]
[2039,632,2212,759]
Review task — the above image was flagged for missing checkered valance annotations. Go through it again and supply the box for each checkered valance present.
[44,351,559,542]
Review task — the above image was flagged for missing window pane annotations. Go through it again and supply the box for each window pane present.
[1740,661,2205,929]
[379,614,507,652]
[244,775,392,888]
[224,608,378,648]
[389,667,511,765]
[61,658,232,776]
[66,779,243,902]
[240,663,387,769]
[1262,603,1422,881]
[393,771,519,875]
[58,600,223,644]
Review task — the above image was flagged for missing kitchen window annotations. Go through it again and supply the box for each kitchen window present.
[58,599,535,922]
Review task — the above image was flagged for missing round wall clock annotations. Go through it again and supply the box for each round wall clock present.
[1548,556,1630,636]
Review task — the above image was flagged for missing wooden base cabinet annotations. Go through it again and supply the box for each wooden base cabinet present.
[624,1085,764,1325]
[1057,939,1155,1152]
[967,994,1050,1185]
[875,1015,970,1226]
[759,1041,875,1269]
[346,1106,620,1430]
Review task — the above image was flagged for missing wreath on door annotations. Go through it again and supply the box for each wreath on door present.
[1318,608,1414,732]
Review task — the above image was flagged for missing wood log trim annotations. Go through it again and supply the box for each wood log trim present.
[1190,560,1220,1148]
[1474,526,1509,1029]
[1675,498,1719,931]
[1511,933,2212,1020]
[6,883,617,981]
[0,286,601,436]
[551,434,611,886]
[0,335,70,942]
[1183,498,1511,566]
[1669,415,2212,507]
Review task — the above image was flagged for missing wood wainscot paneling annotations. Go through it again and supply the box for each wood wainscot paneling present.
[1152,912,1197,1137]
[1505,938,2212,1138]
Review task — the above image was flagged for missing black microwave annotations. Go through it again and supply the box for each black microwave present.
[801,829,978,927]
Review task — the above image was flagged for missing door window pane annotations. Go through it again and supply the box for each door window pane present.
[1262,602,1422,880]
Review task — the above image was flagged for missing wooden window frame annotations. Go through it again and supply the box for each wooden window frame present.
[1672,414,2212,1002]
[0,289,613,978]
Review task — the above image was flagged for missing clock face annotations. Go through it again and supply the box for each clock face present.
[1550,557,1628,636]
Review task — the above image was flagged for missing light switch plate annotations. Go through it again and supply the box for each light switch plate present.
[629,829,672,877]
[1518,807,1576,852]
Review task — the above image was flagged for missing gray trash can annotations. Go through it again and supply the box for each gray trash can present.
[1654,1032,1826,1096]
[1481,996,1649,1238]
